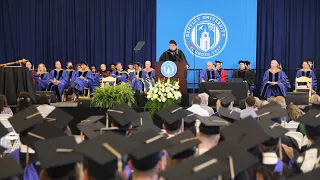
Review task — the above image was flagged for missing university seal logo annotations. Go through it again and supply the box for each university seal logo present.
[161,61,177,78]
[183,13,228,59]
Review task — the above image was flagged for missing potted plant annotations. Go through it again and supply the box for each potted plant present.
[91,83,136,109]
[145,78,182,116]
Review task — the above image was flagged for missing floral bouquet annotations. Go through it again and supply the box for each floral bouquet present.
[145,78,182,116]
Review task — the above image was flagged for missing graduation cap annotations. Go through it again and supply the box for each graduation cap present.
[34,136,83,169]
[166,130,200,159]
[216,91,237,106]
[238,60,245,64]
[80,61,88,66]
[45,108,74,129]
[204,140,258,179]
[129,131,173,171]
[160,154,229,180]
[129,128,162,144]
[198,115,230,135]
[0,122,9,139]
[221,117,270,149]
[244,61,251,66]
[295,107,320,137]
[134,112,160,133]
[215,60,222,64]
[0,156,24,179]
[74,132,137,178]
[20,123,66,150]
[107,103,140,128]
[218,107,241,122]
[156,104,191,131]
[77,121,106,139]
[255,101,287,121]
[8,106,44,133]
[258,119,289,146]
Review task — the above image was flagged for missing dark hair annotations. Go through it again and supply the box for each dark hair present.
[40,163,81,180]
[110,63,116,67]
[169,40,177,45]
[245,96,256,107]
[192,96,202,105]
[307,58,314,63]
[38,94,50,105]
[0,95,8,112]
[116,62,122,66]
[17,91,32,112]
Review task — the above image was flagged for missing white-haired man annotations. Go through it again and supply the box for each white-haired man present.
[198,93,215,116]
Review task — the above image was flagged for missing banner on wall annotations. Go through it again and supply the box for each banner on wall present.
[156,0,257,86]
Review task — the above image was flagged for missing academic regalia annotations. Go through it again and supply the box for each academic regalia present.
[66,69,74,86]
[260,69,291,99]
[216,68,228,82]
[111,70,128,84]
[91,73,101,92]
[37,72,50,91]
[100,70,110,78]
[232,69,256,95]
[71,70,94,93]
[47,69,68,101]
[8,149,40,180]
[296,69,317,91]
[29,69,38,85]
[130,70,145,92]
[200,70,221,82]
[159,49,189,66]
[142,68,155,92]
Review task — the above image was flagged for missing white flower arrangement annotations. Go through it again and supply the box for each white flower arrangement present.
[146,78,181,103]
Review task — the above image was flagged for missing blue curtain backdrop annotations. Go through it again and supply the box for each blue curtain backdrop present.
[256,0,320,78]
[0,0,156,68]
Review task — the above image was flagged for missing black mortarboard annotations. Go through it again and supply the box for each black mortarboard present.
[107,103,140,127]
[20,123,66,150]
[45,108,74,129]
[77,121,105,139]
[205,140,258,179]
[130,128,161,144]
[169,40,177,45]
[198,115,230,135]
[160,154,229,180]
[216,91,237,106]
[238,60,245,64]
[74,132,137,179]
[244,61,250,66]
[166,131,200,159]
[77,116,105,126]
[129,132,173,171]
[134,112,160,133]
[258,119,289,146]
[0,122,9,138]
[80,61,88,66]
[156,104,191,131]
[134,62,141,67]
[0,156,24,179]
[218,107,241,122]
[255,101,287,121]
[34,136,83,169]
[215,60,222,64]
[221,117,270,149]
[8,106,44,133]
[295,107,320,137]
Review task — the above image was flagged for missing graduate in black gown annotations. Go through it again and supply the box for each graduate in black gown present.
[232,60,256,96]
[159,40,189,68]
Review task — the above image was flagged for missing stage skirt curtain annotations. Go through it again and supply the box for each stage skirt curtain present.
[256,0,320,95]
[0,0,156,69]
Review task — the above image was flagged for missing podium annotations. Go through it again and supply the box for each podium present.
[155,61,187,94]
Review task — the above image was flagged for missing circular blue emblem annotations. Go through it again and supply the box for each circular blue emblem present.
[161,61,177,78]
[183,13,228,59]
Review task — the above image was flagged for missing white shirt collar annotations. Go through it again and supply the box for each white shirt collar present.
[262,152,278,165]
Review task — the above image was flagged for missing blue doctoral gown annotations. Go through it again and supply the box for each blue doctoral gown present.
[47,69,68,101]
[130,70,145,92]
[142,68,155,92]
[296,69,317,91]
[71,70,94,91]
[37,72,50,91]
[200,70,221,82]
[260,69,291,98]
[90,73,101,92]
[66,70,74,88]
[111,70,128,84]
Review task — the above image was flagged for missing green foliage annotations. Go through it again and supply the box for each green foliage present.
[145,98,181,116]
[91,83,135,109]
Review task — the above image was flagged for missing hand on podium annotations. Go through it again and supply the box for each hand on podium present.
[186,65,189,69]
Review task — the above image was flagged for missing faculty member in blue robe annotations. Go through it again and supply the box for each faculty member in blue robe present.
[47,61,68,102]
[143,61,155,92]
[261,60,291,99]
[296,61,317,92]
[111,62,128,84]
[200,61,221,82]
[90,65,101,92]
[71,62,93,100]
[36,63,50,91]
[130,62,145,92]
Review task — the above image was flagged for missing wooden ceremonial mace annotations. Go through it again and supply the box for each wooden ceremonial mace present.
[0,59,28,67]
